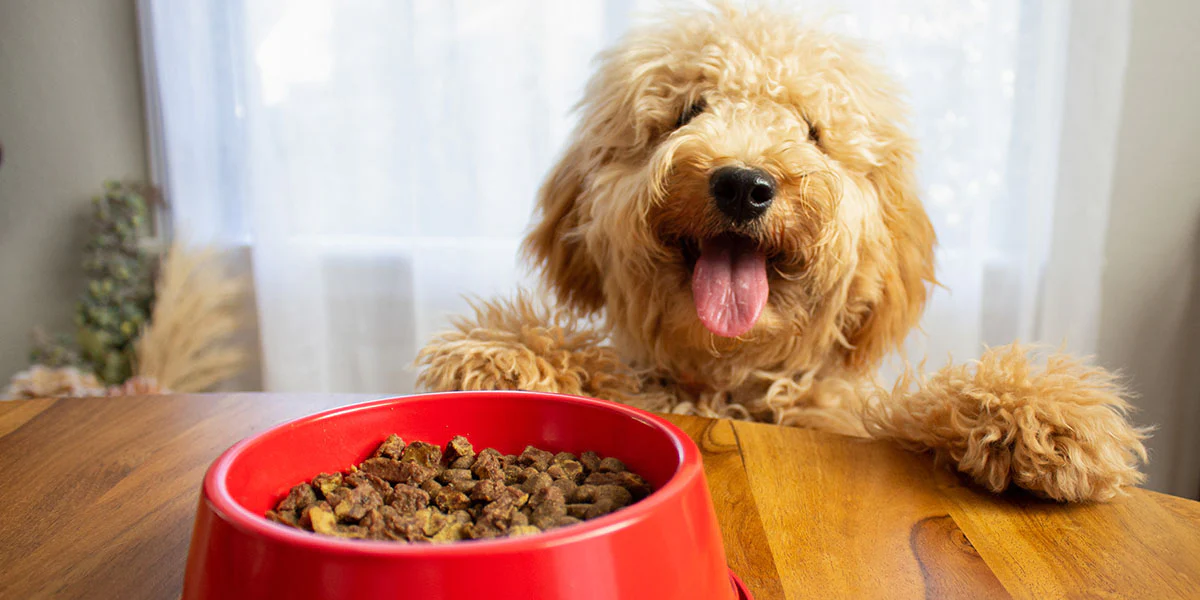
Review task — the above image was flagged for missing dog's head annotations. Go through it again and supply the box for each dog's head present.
[524,4,935,385]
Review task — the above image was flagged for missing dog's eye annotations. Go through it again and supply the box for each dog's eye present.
[676,98,706,129]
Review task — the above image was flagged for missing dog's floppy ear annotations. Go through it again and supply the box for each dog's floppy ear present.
[843,138,937,370]
[523,140,606,314]
[523,37,665,315]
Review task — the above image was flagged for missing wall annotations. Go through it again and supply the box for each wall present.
[1098,0,1200,498]
[0,0,148,384]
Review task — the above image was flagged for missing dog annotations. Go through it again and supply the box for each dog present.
[418,3,1148,502]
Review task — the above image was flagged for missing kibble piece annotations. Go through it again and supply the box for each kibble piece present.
[345,471,393,501]
[333,485,382,522]
[500,454,519,469]
[529,485,562,508]
[566,503,591,519]
[447,480,476,494]
[360,458,438,486]
[298,500,332,530]
[448,456,475,470]
[278,483,318,513]
[584,471,652,499]
[415,507,451,537]
[595,484,633,508]
[419,479,443,496]
[449,509,472,524]
[508,525,542,537]
[378,504,401,525]
[336,524,369,539]
[471,450,504,481]
[391,483,430,513]
[373,434,406,459]
[503,485,530,508]
[436,477,463,492]
[437,468,474,484]
[311,473,343,497]
[553,515,582,528]
[470,479,507,503]
[585,498,617,519]
[510,511,529,527]
[518,466,540,482]
[502,464,524,485]
[324,486,351,509]
[431,521,468,542]
[530,486,567,529]
[307,504,339,535]
[519,446,554,471]
[569,484,598,504]
[359,508,386,538]
[433,488,471,512]
[465,522,504,540]
[598,457,626,473]
[445,435,475,462]
[401,441,443,468]
[522,471,553,495]
[579,451,602,473]
[617,472,652,499]
[550,478,577,499]
[546,460,584,483]
[266,509,300,527]
[359,457,404,483]
[383,512,425,542]
[478,497,517,530]
[530,507,565,531]
[552,451,577,465]
[396,461,439,486]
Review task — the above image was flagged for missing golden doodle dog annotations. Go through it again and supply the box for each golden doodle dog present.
[419,3,1149,502]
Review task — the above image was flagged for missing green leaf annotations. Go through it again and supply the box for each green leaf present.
[78,328,103,359]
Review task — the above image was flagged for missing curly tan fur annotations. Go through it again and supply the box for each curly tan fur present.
[864,345,1151,502]
[416,292,639,402]
[418,3,1149,501]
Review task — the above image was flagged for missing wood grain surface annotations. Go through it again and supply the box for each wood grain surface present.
[0,394,1197,599]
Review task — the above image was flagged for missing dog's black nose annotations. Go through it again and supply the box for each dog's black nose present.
[709,166,775,223]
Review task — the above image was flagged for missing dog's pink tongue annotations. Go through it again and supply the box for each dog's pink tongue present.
[692,235,769,338]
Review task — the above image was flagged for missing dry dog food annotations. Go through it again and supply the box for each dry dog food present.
[266,434,653,543]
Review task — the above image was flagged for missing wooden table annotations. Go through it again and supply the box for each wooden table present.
[1,394,1198,599]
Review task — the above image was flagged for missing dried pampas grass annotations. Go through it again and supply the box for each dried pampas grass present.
[135,243,249,392]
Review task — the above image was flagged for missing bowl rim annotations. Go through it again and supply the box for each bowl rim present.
[203,390,706,557]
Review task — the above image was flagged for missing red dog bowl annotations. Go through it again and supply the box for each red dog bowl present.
[183,391,752,599]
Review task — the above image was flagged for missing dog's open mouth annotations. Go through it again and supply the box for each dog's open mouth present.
[681,233,769,338]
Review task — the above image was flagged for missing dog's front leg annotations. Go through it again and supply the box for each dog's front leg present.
[862,345,1150,502]
[416,291,638,402]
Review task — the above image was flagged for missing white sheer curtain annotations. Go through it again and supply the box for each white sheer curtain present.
[139,0,1130,393]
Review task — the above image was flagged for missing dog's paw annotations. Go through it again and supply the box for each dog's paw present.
[866,345,1151,502]
[415,292,637,401]
[417,337,544,393]
[956,382,1149,502]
